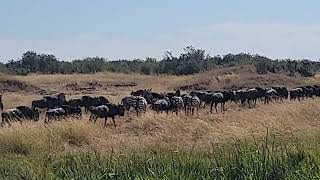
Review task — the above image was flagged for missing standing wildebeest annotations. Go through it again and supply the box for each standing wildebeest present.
[121,95,147,116]
[43,93,66,102]
[81,96,110,112]
[131,89,154,104]
[32,99,48,110]
[151,97,171,114]
[45,108,67,123]
[88,104,125,127]
[1,106,39,126]
[264,88,278,104]
[165,89,181,99]
[67,98,84,107]
[271,87,289,101]
[45,105,82,123]
[190,91,208,108]
[290,88,304,101]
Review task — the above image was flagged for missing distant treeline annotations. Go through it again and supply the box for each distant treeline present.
[1,46,320,77]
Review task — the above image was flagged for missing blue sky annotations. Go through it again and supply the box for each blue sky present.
[1,0,320,61]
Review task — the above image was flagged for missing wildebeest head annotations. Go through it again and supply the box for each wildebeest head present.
[117,104,125,116]
[143,89,153,104]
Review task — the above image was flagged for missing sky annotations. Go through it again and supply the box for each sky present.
[0,0,320,61]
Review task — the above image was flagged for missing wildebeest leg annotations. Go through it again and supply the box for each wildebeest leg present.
[210,102,214,114]
[104,117,108,128]
[215,103,218,113]
[112,117,116,128]
[192,108,194,116]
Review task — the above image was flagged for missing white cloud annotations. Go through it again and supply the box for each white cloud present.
[1,23,320,61]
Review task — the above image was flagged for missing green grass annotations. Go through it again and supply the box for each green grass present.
[1,135,320,179]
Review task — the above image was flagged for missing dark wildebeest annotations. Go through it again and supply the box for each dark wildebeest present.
[67,98,84,107]
[290,88,304,101]
[61,105,82,119]
[190,91,208,108]
[45,108,67,123]
[264,88,278,104]
[165,89,181,99]
[43,93,66,102]
[1,106,39,126]
[81,96,110,112]
[131,89,154,104]
[88,104,125,127]
[271,87,289,101]
[151,97,171,114]
[32,99,49,110]
[121,95,147,116]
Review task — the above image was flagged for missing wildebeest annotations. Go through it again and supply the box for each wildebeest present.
[151,97,171,114]
[43,93,66,102]
[32,99,48,110]
[45,108,67,123]
[271,86,289,101]
[81,96,110,112]
[165,89,181,99]
[264,88,278,104]
[290,88,304,101]
[190,91,208,108]
[88,104,125,127]
[45,105,82,123]
[67,98,84,107]
[131,89,154,104]
[1,106,39,126]
[121,95,147,116]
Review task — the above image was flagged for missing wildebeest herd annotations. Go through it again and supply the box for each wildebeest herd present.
[1,84,319,127]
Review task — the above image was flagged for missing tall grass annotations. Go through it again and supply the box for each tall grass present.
[0,135,320,179]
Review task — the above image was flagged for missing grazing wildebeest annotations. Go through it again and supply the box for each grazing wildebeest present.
[88,104,125,127]
[81,96,110,112]
[151,97,171,114]
[121,95,147,116]
[1,106,39,126]
[182,94,200,115]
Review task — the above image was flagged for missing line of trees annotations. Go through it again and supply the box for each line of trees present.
[2,46,320,77]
